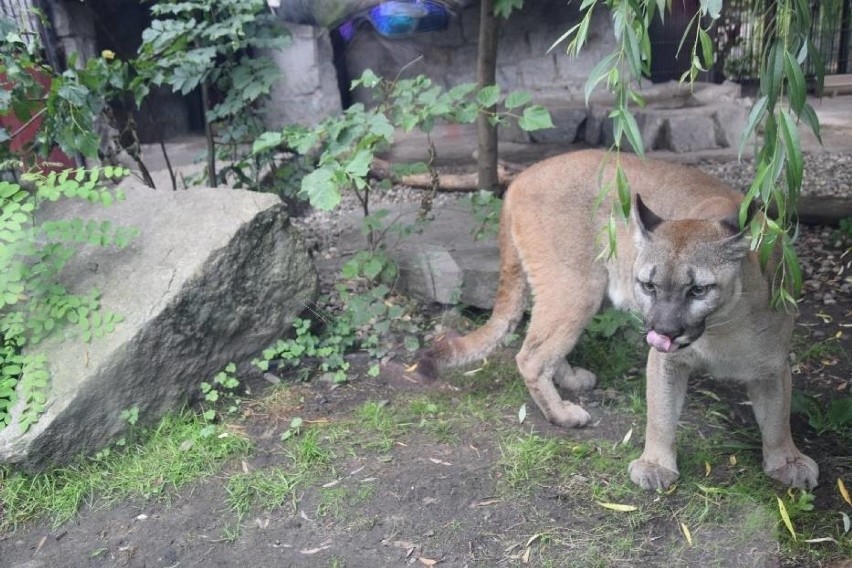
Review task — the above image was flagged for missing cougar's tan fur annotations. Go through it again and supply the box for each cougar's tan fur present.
[419,149,818,491]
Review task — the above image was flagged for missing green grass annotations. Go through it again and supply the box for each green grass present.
[225,468,301,521]
[0,411,252,530]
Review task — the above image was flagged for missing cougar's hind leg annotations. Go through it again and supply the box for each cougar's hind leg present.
[515,275,605,428]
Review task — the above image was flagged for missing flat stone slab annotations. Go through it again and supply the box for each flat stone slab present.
[334,202,499,310]
[0,181,317,469]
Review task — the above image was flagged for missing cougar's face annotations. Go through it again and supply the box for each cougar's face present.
[630,196,749,354]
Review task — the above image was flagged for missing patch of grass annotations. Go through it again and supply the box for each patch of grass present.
[224,468,301,522]
[354,400,400,451]
[316,482,376,522]
[316,486,348,520]
[0,411,252,530]
[284,427,334,473]
[793,334,848,367]
[498,432,564,492]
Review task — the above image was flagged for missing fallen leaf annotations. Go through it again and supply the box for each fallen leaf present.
[597,502,638,512]
[473,498,502,507]
[841,512,850,534]
[463,367,483,376]
[405,363,418,373]
[429,458,452,466]
[704,461,712,477]
[804,537,837,544]
[136,514,148,521]
[815,312,833,323]
[35,535,47,554]
[621,427,633,445]
[729,455,737,466]
[838,478,851,506]
[521,546,531,563]
[418,557,439,566]
[241,460,250,474]
[680,522,693,545]
[777,496,797,541]
[322,479,341,488]
[390,540,417,549]
[300,541,332,554]
[518,404,527,424]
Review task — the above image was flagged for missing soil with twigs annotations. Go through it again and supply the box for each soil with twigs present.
[0,151,849,568]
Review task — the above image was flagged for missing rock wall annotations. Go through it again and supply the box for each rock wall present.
[344,1,616,104]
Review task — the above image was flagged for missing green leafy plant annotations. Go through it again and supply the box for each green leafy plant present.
[254,69,551,245]
[0,167,135,431]
[250,71,551,383]
[136,0,290,188]
[0,20,119,164]
[199,362,243,428]
[553,0,822,310]
[791,392,852,438]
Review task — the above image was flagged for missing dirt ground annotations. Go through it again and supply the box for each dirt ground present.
[1,148,851,567]
[1,225,849,568]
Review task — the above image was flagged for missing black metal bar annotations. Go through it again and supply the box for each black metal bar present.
[839,0,851,73]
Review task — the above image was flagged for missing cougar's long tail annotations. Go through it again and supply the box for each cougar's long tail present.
[417,203,526,378]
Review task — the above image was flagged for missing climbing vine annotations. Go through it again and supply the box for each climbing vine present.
[0,166,136,431]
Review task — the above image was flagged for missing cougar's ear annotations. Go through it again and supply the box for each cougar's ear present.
[632,194,665,244]
[719,199,758,236]
[718,200,758,260]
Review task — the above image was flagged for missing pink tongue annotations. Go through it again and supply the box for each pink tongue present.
[647,330,678,353]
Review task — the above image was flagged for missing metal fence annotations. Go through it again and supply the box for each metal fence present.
[716,0,852,83]
[0,0,40,47]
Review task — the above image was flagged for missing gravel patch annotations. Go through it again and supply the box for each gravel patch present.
[697,152,852,198]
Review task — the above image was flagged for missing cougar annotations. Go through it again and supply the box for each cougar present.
[418,149,818,491]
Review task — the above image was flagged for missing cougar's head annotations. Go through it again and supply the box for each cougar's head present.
[630,195,751,354]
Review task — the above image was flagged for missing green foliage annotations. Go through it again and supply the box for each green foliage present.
[553,0,820,310]
[791,392,852,438]
[255,70,549,220]
[469,189,504,241]
[254,282,422,384]
[833,216,852,246]
[251,70,552,385]
[571,308,645,386]
[199,362,243,426]
[0,167,135,431]
[253,317,353,384]
[136,0,290,188]
[0,20,138,163]
[0,410,251,530]
[493,0,524,19]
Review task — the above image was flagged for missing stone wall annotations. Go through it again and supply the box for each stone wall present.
[263,24,343,129]
[343,1,616,104]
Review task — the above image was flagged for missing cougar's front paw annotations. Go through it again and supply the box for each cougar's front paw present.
[554,367,597,391]
[629,459,679,491]
[765,453,819,490]
[548,402,591,428]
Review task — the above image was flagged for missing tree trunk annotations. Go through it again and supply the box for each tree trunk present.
[200,80,217,186]
[477,0,500,195]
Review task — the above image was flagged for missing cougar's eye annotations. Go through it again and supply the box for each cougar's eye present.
[640,280,656,294]
[689,284,710,298]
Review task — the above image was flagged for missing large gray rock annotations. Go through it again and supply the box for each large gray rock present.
[0,181,317,469]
